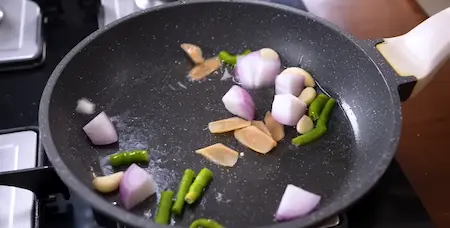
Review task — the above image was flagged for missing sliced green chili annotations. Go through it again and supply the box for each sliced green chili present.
[155,190,174,225]
[316,98,336,128]
[109,150,149,167]
[172,169,196,215]
[219,51,236,65]
[240,49,251,56]
[189,219,224,228]
[185,168,213,204]
[218,49,251,65]
[292,125,327,146]
[308,94,329,121]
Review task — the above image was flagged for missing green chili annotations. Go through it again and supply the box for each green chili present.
[172,169,196,215]
[218,49,251,65]
[218,51,236,65]
[240,49,251,56]
[308,94,329,121]
[109,150,149,167]
[316,98,336,128]
[292,126,327,146]
[155,190,174,225]
[189,219,224,228]
[185,168,213,204]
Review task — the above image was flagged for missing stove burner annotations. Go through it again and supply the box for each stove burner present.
[0,0,45,71]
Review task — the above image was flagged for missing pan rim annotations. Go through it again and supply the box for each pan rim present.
[39,0,402,227]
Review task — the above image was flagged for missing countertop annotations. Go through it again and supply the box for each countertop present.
[303,0,450,227]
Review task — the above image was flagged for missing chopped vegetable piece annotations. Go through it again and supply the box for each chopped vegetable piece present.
[291,126,327,146]
[271,94,307,126]
[264,111,285,141]
[208,117,251,133]
[120,164,157,210]
[172,169,196,215]
[275,184,321,221]
[234,126,277,154]
[308,94,329,121]
[190,219,224,228]
[181,43,204,64]
[220,68,233,81]
[240,49,252,56]
[296,115,314,134]
[196,143,239,167]
[155,191,174,225]
[275,74,305,96]
[316,98,337,128]
[185,168,213,204]
[222,85,255,120]
[83,111,118,145]
[189,57,221,80]
[251,120,272,137]
[109,150,149,167]
[218,49,251,65]
[235,48,281,89]
[298,87,317,105]
[280,67,315,87]
[92,171,124,193]
[76,98,95,115]
[219,51,237,65]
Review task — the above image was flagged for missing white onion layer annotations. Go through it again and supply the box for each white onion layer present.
[275,184,321,221]
[83,111,118,145]
[271,94,307,126]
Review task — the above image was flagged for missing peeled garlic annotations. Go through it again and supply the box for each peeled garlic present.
[298,87,317,105]
[92,171,124,193]
[296,115,314,134]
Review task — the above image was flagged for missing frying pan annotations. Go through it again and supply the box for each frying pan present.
[33,1,450,227]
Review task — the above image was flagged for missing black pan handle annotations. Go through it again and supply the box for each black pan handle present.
[0,166,70,199]
[374,7,450,101]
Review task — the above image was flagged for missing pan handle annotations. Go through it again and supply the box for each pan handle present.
[376,7,450,100]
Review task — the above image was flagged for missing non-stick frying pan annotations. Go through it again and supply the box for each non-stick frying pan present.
[35,1,450,227]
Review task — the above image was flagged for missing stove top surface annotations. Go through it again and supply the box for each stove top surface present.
[0,0,434,228]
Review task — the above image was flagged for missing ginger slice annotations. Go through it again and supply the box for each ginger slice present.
[208,117,251,133]
[264,111,285,142]
[234,126,277,154]
[196,143,239,167]
[189,57,221,81]
[251,120,272,137]
[181,43,204,64]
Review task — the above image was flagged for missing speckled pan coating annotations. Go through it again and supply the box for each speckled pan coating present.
[39,0,412,227]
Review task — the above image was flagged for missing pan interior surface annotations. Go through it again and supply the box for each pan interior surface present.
[42,1,399,227]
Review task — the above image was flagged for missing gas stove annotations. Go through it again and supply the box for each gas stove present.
[0,0,434,228]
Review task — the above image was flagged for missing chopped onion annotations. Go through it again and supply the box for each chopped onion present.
[120,164,157,210]
[235,48,281,89]
[275,74,305,96]
[271,94,306,126]
[76,98,96,115]
[221,68,234,81]
[275,184,321,221]
[281,67,315,87]
[83,112,118,145]
[222,85,255,120]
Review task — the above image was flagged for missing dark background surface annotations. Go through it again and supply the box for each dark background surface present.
[0,0,434,227]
